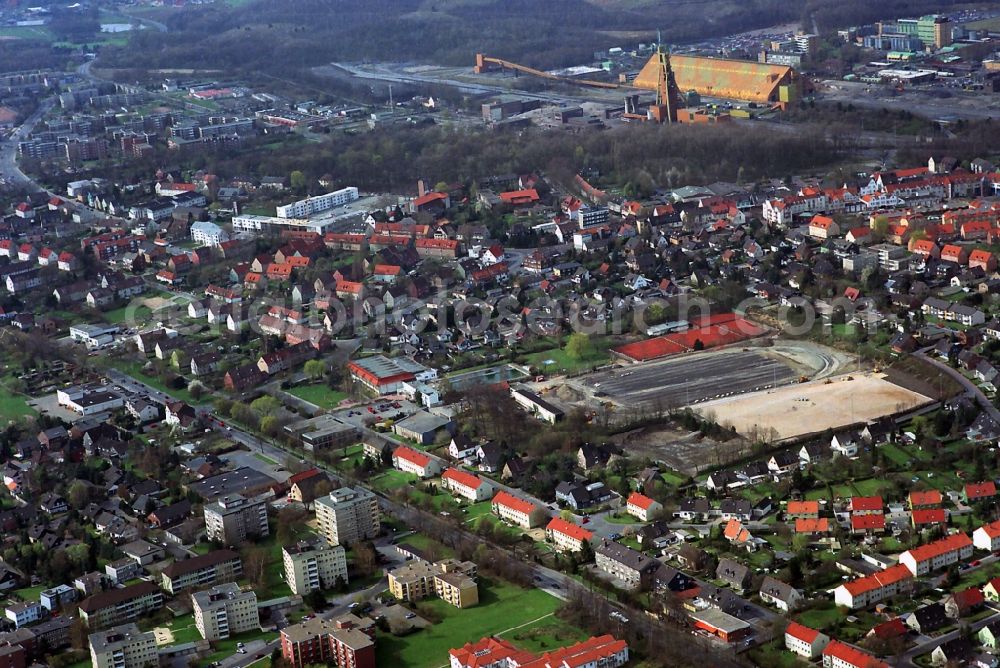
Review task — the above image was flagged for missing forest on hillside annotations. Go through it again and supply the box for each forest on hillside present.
[90,0,966,77]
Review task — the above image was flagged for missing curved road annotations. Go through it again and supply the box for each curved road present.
[915,350,1000,423]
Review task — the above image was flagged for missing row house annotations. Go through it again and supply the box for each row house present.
[899,532,973,576]
[833,564,913,609]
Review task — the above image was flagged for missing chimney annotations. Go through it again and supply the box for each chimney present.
[417,179,426,198]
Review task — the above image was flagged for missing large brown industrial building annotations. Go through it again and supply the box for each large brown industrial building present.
[633,54,802,106]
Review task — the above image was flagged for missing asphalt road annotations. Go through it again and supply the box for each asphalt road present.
[579,349,797,408]
[916,350,1000,423]
[0,99,54,191]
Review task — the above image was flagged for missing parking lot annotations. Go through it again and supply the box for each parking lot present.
[574,348,797,409]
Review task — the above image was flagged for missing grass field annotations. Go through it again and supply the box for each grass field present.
[288,384,348,408]
[796,601,845,630]
[0,385,36,422]
[522,345,610,375]
[369,469,419,493]
[967,17,1000,31]
[102,304,152,325]
[375,578,566,667]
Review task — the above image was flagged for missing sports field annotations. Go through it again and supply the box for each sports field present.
[614,313,766,362]
[696,373,933,441]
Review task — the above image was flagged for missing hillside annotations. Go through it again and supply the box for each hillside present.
[93,0,972,76]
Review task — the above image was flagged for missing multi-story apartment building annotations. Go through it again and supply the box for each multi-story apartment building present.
[545,518,593,552]
[192,583,260,641]
[593,540,660,590]
[491,491,547,529]
[386,558,479,609]
[282,538,349,596]
[204,495,269,546]
[280,614,376,668]
[89,623,158,668]
[78,582,164,630]
[276,187,359,219]
[315,487,380,546]
[899,533,973,576]
[160,550,242,595]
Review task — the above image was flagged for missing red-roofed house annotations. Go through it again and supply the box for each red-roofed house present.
[909,239,940,259]
[899,533,973,576]
[911,508,947,529]
[625,492,662,522]
[795,517,830,535]
[786,500,819,519]
[441,468,494,502]
[808,215,839,239]
[392,446,441,478]
[846,227,871,244]
[983,576,1000,602]
[372,264,402,283]
[492,491,547,529]
[850,514,885,534]
[940,244,969,264]
[945,587,985,618]
[545,517,593,552]
[964,481,997,504]
[909,489,943,509]
[449,638,533,668]
[867,618,907,642]
[822,640,889,668]
[850,496,883,515]
[969,249,997,272]
[498,189,539,207]
[974,519,1000,552]
[785,622,830,659]
[412,191,450,213]
[834,564,913,609]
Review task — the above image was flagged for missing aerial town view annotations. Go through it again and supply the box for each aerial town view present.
[11,1,1000,668]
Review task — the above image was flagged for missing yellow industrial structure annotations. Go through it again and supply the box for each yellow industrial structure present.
[473,49,804,119]
[633,54,801,107]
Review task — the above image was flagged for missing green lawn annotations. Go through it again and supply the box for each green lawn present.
[12,584,47,602]
[502,616,589,654]
[397,533,456,558]
[254,453,279,466]
[796,602,845,630]
[880,443,914,467]
[370,469,418,493]
[141,613,201,645]
[103,304,152,325]
[603,512,641,525]
[288,384,348,409]
[522,345,610,375]
[375,578,567,667]
[0,385,36,422]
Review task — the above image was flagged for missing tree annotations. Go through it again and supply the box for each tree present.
[260,415,280,436]
[290,170,307,192]
[305,589,328,611]
[564,333,592,361]
[353,541,378,577]
[188,381,208,401]
[304,360,327,381]
[250,395,281,418]
[67,480,89,509]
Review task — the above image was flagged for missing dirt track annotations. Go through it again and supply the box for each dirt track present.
[694,372,933,441]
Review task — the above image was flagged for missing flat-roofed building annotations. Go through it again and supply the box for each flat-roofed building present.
[283,415,359,451]
[160,549,242,595]
[283,537,348,595]
[386,558,479,608]
[280,614,375,668]
[78,582,164,630]
[192,583,259,641]
[89,623,157,668]
[315,487,380,546]
[204,494,269,547]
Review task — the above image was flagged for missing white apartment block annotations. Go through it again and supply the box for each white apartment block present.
[974,520,1000,552]
[192,583,259,641]
[283,537,349,595]
[899,533,973,576]
[276,187,359,218]
[89,623,158,668]
[315,487,380,546]
[491,491,546,529]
